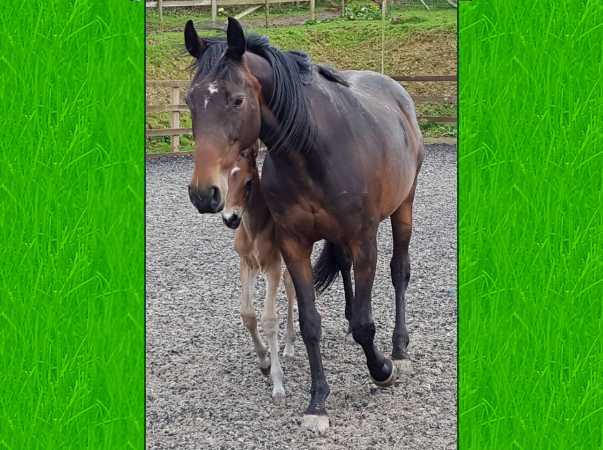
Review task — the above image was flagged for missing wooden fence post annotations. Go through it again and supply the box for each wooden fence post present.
[341,0,345,16]
[310,0,315,21]
[265,0,269,27]
[171,87,180,152]
[211,0,218,23]
[158,0,163,22]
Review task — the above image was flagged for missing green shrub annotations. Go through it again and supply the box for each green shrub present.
[343,4,383,21]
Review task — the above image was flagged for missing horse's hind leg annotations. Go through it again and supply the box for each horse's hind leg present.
[282,269,296,358]
[262,262,286,402]
[240,260,270,375]
[350,234,396,387]
[389,184,417,372]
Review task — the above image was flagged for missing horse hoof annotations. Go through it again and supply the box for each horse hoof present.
[302,414,329,435]
[272,387,286,403]
[371,362,397,388]
[393,358,412,375]
[283,344,295,358]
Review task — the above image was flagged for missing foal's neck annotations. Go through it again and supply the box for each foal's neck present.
[242,173,272,237]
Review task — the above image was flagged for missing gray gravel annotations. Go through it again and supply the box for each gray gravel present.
[146,144,457,449]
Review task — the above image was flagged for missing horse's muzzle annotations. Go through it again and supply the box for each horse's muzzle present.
[188,184,222,214]
[222,213,241,229]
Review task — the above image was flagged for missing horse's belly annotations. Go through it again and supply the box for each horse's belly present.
[377,156,417,220]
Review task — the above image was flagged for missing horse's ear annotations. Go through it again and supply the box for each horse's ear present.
[226,17,246,60]
[184,20,206,58]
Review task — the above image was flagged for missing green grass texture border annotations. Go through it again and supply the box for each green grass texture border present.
[0,1,145,448]
[459,1,603,448]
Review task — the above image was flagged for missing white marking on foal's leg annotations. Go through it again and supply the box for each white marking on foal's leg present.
[282,270,296,358]
[263,264,285,402]
[240,262,269,373]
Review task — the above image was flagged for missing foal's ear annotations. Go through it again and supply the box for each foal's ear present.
[226,17,246,61]
[241,142,259,160]
[184,20,206,58]
[250,142,259,159]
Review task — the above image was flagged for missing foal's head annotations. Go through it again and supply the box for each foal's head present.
[184,18,263,214]
[221,144,259,229]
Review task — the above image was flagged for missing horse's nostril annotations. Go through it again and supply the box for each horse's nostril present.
[209,186,221,210]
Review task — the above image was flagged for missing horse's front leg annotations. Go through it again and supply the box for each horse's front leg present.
[282,269,296,358]
[239,260,270,375]
[350,235,397,387]
[279,236,330,434]
[262,262,286,402]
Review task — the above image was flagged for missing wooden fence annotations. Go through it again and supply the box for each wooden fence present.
[146,75,456,152]
[147,0,316,22]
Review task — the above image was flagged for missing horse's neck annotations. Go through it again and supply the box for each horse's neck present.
[242,176,272,237]
[245,52,327,174]
[245,52,275,106]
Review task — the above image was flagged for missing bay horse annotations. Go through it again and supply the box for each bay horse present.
[184,18,424,433]
[221,142,297,402]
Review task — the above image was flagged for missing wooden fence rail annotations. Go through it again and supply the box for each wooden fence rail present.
[146,75,456,151]
[146,0,314,23]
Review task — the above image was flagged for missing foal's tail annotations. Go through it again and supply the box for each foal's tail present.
[313,241,345,294]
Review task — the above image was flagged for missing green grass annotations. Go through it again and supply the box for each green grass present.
[146,7,456,151]
[146,9,456,77]
[0,2,144,449]
[460,0,603,448]
[146,3,454,32]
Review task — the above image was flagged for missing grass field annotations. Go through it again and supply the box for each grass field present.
[459,1,603,448]
[146,5,457,152]
[0,2,144,449]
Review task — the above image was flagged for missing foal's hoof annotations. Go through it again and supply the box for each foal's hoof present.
[272,386,286,403]
[283,343,295,358]
[302,414,329,435]
[371,361,397,388]
[393,358,413,375]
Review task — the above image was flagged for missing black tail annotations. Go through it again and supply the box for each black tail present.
[313,241,346,294]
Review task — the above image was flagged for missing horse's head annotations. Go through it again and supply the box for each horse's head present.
[221,144,258,229]
[184,18,262,214]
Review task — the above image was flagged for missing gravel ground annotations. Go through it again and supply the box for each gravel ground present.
[146,144,457,449]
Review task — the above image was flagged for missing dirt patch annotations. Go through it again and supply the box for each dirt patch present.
[388,30,457,97]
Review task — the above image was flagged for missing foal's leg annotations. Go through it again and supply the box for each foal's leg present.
[240,260,270,375]
[262,262,286,402]
[390,185,416,372]
[280,237,330,434]
[350,235,396,387]
[282,270,296,358]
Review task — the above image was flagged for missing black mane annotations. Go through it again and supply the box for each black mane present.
[190,33,348,153]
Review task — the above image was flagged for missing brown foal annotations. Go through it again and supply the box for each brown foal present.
[221,144,296,402]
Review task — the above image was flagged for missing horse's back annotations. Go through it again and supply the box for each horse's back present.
[323,70,424,219]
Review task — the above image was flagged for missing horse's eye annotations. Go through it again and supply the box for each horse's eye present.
[233,96,245,108]
[244,179,253,193]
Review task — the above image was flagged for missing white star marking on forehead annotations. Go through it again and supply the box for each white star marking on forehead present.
[208,82,219,95]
